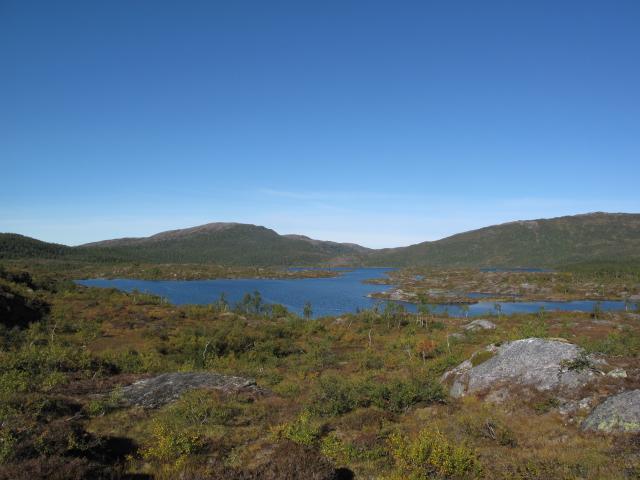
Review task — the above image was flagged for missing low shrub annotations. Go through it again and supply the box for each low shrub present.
[460,415,517,447]
[369,378,446,414]
[387,428,482,479]
[254,440,344,480]
[517,318,549,339]
[320,433,386,465]
[470,350,495,367]
[167,390,241,427]
[313,376,359,416]
[532,396,561,415]
[0,428,15,464]
[582,329,640,357]
[312,375,446,417]
[85,387,123,417]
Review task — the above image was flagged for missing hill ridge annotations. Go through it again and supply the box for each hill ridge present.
[2,212,639,267]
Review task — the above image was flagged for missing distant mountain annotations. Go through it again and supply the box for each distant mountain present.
[365,212,640,268]
[78,223,371,266]
[2,213,639,268]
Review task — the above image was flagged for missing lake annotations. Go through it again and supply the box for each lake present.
[76,268,628,318]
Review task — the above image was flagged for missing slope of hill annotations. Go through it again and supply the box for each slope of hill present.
[0,234,73,260]
[366,212,640,268]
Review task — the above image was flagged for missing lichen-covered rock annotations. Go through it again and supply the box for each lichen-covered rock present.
[582,390,640,433]
[120,372,264,408]
[441,338,600,399]
[463,319,496,331]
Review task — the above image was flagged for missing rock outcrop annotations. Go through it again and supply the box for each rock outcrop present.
[120,372,264,408]
[441,338,600,399]
[582,390,640,433]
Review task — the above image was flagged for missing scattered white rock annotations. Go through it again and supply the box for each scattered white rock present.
[607,368,628,378]
[463,319,496,331]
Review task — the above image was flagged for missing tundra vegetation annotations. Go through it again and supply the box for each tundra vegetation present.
[0,258,338,282]
[369,265,640,304]
[1,264,640,479]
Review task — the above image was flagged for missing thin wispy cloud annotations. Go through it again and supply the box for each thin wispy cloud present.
[258,189,422,202]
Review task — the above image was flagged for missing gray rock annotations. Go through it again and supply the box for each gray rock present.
[582,390,640,433]
[441,338,599,399]
[463,319,496,331]
[120,372,263,408]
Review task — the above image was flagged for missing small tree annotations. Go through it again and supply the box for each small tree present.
[383,301,406,329]
[415,338,437,363]
[494,302,502,319]
[592,301,603,320]
[303,301,313,320]
[417,295,432,328]
[241,292,253,314]
[251,290,263,314]
[537,306,546,320]
[270,303,289,319]
[214,292,228,312]
[460,304,470,319]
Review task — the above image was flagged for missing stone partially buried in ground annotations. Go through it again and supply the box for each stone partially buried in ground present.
[120,372,264,408]
[463,319,496,331]
[582,390,640,433]
[441,338,600,399]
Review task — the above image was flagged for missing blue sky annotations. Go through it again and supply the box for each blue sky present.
[1,1,639,248]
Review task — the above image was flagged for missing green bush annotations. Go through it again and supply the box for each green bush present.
[273,411,321,446]
[140,418,204,469]
[312,375,359,416]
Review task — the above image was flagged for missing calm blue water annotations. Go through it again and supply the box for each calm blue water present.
[76,268,627,318]
[77,268,393,318]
